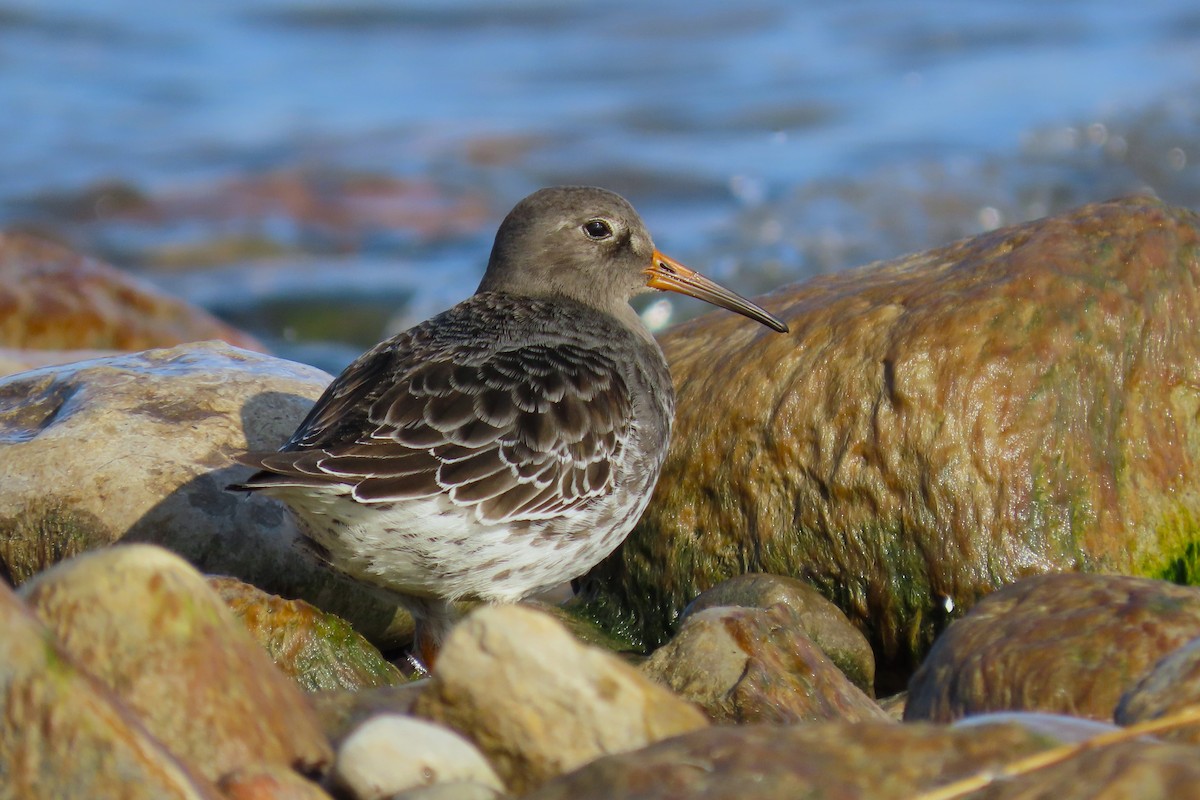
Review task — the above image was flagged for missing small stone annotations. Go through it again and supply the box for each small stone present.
[643,604,889,724]
[906,573,1200,722]
[331,715,502,800]
[1116,636,1200,743]
[682,572,876,693]
[413,604,708,794]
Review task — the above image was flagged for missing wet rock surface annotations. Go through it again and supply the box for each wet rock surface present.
[5,199,1200,796]
[583,197,1200,686]
[0,577,222,799]
[905,573,1200,722]
[19,545,332,783]
[210,576,406,692]
[521,721,1056,800]
[681,572,876,693]
[412,604,709,795]
[966,740,1200,800]
[1115,635,1200,743]
[0,231,263,357]
[642,603,888,724]
[9,553,1200,800]
[0,340,408,644]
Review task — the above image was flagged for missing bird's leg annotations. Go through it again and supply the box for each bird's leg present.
[403,596,461,674]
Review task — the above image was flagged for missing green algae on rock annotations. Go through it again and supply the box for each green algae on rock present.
[209,575,407,692]
[581,197,1200,687]
[0,499,109,585]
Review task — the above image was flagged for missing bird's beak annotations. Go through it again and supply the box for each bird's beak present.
[645,250,789,333]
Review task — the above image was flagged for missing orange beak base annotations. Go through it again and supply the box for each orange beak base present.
[645,250,788,333]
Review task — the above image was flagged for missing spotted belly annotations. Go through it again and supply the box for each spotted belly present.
[265,481,650,603]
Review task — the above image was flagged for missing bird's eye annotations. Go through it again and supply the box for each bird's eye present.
[583,220,613,240]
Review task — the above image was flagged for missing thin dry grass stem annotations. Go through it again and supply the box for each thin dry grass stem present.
[913,704,1200,800]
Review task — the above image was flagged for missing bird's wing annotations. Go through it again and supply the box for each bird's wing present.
[239,340,633,525]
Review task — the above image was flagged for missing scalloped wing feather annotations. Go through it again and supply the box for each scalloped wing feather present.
[240,340,633,526]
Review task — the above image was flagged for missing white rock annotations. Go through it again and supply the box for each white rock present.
[332,714,503,800]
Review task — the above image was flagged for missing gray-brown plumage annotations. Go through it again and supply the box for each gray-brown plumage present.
[229,186,788,668]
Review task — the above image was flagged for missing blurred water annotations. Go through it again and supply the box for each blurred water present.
[2,0,1199,368]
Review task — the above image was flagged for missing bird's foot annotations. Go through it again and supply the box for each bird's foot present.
[403,650,432,678]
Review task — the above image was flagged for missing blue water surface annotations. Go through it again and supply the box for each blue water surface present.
[2,0,1198,365]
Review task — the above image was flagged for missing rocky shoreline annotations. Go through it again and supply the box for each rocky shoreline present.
[4,197,1200,798]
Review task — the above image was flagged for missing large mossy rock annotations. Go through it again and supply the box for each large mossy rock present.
[582,196,1200,685]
